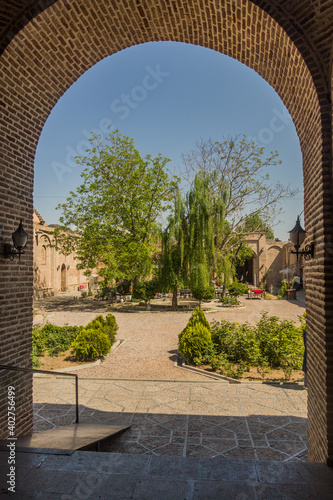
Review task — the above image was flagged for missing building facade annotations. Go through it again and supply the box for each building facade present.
[33,209,87,298]
[241,233,302,291]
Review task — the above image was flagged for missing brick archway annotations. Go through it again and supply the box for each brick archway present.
[0,0,332,463]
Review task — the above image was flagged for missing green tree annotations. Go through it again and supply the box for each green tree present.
[133,279,158,310]
[159,171,226,310]
[158,188,188,310]
[190,264,215,308]
[182,136,295,247]
[54,130,179,284]
[241,213,274,239]
[181,136,295,288]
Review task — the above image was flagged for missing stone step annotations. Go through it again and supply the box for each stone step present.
[0,423,130,455]
[1,450,333,499]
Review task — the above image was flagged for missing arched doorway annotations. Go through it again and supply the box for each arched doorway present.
[60,263,66,293]
[0,0,332,463]
[237,255,255,285]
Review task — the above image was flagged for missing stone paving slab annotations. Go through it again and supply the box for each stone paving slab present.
[1,451,333,500]
[33,377,308,462]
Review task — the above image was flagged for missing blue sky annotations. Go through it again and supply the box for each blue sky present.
[34,41,303,240]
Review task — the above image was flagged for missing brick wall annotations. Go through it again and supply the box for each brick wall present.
[0,0,332,462]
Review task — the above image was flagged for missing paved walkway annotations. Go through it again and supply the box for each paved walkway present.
[33,292,306,380]
[33,377,308,462]
[2,450,333,500]
[3,449,333,499]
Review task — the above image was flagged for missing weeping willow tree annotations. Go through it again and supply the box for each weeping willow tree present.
[159,189,187,310]
[159,171,227,310]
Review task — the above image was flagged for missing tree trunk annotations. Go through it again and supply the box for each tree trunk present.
[199,299,202,309]
[171,287,178,311]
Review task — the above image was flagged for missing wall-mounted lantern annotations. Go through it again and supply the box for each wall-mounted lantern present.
[57,265,60,271]
[289,215,314,261]
[4,220,28,261]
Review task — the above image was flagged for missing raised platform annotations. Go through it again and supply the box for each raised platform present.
[0,423,130,455]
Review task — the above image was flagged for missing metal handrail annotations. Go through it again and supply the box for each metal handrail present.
[0,363,79,423]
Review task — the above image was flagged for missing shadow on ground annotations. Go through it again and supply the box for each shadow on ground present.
[33,403,308,462]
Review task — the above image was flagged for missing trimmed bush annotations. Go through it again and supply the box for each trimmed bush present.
[191,283,215,304]
[85,313,118,345]
[186,307,211,331]
[32,313,118,365]
[71,328,111,361]
[178,323,212,365]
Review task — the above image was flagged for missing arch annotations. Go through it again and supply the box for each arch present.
[41,245,46,265]
[265,245,285,290]
[60,263,66,292]
[267,245,284,253]
[0,0,332,463]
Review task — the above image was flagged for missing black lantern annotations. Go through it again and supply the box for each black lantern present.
[4,220,28,261]
[289,215,314,261]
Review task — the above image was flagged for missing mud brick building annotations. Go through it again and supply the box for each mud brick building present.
[33,209,87,298]
[0,1,332,464]
[243,233,300,291]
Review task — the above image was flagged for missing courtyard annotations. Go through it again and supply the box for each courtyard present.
[32,293,307,462]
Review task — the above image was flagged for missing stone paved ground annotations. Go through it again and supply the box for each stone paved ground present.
[33,377,308,462]
[32,292,308,461]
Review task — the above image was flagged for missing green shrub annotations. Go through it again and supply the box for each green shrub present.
[31,345,41,368]
[255,312,304,371]
[233,323,261,365]
[96,285,117,301]
[32,323,82,357]
[32,324,48,355]
[187,307,211,331]
[71,328,111,361]
[32,314,118,365]
[277,279,288,299]
[202,346,227,372]
[219,296,240,306]
[227,281,248,297]
[211,319,239,360]
[193,311,304,380]
[85,313,118,346]
[133,280,158,308]
[191,283,215,304]
[211,320,260,365]
[178,323,212,364]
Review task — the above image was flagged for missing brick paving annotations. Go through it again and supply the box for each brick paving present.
[33,377,308,462]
